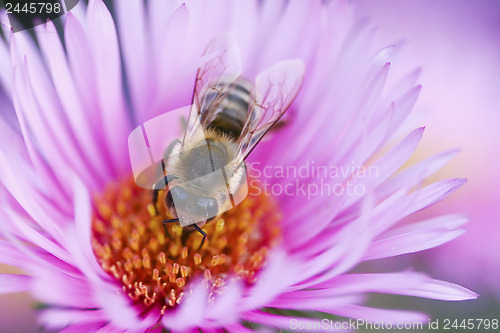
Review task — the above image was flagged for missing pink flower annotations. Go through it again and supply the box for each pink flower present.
[0,0,476,332]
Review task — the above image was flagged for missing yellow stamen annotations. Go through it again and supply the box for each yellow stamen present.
[91,177,281,312]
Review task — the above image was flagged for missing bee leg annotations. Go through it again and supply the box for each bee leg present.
[152,174,178,214]
[193,224,207,250]
[162,218,179,240]
[151,139,180,213]
[152,189,160,215]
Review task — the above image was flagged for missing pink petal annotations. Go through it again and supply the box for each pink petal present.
[386,85,421,136]
[376,149,460,201]
[0,147,66,243]
[1,73,70,208]
[94,281,157,331]
[222,323,258,333]
[301,272,477,301]
[39,308,108,331]
[404,279,478,301]
[63,176,111,282]
[0,239,31,267]
[0,36,12,97]
[330,63,391,163]
[240,250,300,311]
[269,294,364,311]
[0,274,31,293]
[148,0,185,60]
[228,0,259,70]
[35,21,112,184]
[384,68,421,107]
[242,311,347,332]
[0,211,80,277]
[365,214,469,260]
[30,267,97,309]
[64,12,108,156]
[291,197,375,289]
[57,322,109,333]
[330,305,428,323]
[205,281,243,325]
[3,207,70,262]
[344,127,425,208]
[13,35,97,182]
[115,0,151,114]
[162,281,208,330]
[366,229,465,260]
[86,0,131,175]
[403,178,467,215]
[152,4,195,121]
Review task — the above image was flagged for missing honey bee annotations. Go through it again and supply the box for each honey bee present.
[152,35,304,248]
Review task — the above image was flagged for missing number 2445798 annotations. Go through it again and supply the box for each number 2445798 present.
[6,2,62,14]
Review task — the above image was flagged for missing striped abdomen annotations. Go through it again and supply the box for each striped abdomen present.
[204,78,253,141]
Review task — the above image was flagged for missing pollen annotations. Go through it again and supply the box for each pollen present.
[91,177,281,312]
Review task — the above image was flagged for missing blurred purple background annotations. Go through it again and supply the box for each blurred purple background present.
[353,0,500,325]
[353,0,500,293]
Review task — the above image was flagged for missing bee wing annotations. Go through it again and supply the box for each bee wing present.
[233,60,305,168]
[183,34,242,145]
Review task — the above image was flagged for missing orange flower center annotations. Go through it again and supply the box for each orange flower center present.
[91,176,281,313]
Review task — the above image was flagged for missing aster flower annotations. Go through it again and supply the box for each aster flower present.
[0,0,477,332]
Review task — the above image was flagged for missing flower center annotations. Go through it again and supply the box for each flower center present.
[91,176,281,313]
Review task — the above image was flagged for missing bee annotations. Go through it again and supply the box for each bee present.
[152,35,304,248]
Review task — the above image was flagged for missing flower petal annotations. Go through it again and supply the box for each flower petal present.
[330,305,428,323]
[241,311,348,332]
[345,127,425,208]
[38,308,108,331]
[205,281,243,325]
[30,267,97,309]
[0,34,12,98]
[365,214,469,260]
[403,178,467,216]
[0,240,31,267]
[402,279,478,301]
[86,0,131,174]
[268,294,364,311]
[240,250,300,311]
[63,175,111,282]
[115,0,151,115]
[35,21,112,184]
[0,274,31,293]
[376,149,460,201]
[94,282,158,331]
[162,281,208,330]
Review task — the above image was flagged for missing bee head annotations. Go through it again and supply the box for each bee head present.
[166,186,219,225]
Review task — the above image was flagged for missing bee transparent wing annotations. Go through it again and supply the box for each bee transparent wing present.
[183,34,242,145]
[234,60,305,167]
